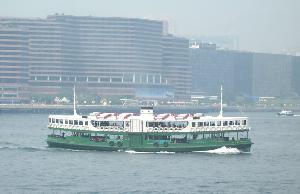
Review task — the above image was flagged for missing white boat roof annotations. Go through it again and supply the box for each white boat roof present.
[49,113,248,121]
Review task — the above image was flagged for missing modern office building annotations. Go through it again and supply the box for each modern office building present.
[190,44,242,96]
[1,15,192,100]
[162,34,191,99]
[292,56,300,96]
[0,25,29,103]
[251,53,293,97]
[190,44,294,98]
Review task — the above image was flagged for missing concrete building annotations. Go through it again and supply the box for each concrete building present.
[190,44,240,96]
[1,15,191,100]
[0,25,29,103]
[162,34,191,99]
[251,53,293,97]
[292,56,300,96]
[190,44,294,98]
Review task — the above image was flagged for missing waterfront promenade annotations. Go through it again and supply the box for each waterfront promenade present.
[0,104,299,114]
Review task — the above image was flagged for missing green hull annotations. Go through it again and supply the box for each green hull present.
[47,135,252,153]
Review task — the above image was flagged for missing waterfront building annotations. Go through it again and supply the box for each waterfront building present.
[190,43,246,96]
[0,25,29,103]
[162,34,191,99]
[1,15,191,100]
[251,53,293,97]
[190,43,294,98]
[292,56,300,96]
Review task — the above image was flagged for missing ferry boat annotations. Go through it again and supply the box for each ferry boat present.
[277,110,294,116]
[46,87,253,152]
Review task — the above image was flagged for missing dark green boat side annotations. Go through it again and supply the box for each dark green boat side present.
[46,131,252,153]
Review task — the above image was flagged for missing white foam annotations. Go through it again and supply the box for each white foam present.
[193,146,241,154]
[155,151,175,154]
[125,150,175,154]
[125,150,153,154]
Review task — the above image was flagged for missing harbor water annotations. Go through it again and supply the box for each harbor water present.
[0,112,299,193]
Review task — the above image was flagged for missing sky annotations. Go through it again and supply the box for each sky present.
[1,0,299,54]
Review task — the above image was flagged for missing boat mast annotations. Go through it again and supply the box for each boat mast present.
[73,85,77,115]
[219,85,223,117]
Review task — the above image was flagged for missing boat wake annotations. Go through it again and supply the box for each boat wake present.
[125,150,175,154]
[193,146,241,154]
[0,143,47,151]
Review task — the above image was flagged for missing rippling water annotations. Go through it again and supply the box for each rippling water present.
[0,112,299,193]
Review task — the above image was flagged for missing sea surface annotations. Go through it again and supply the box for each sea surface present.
[0,111,299,194]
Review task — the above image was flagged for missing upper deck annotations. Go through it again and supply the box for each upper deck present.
[48,109,249,134]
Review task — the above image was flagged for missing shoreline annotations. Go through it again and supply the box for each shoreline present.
[1,104,299,114]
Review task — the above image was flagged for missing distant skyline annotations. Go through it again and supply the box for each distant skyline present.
[1,0,299,54]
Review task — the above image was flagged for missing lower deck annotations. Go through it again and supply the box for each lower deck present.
[47,130,252,152]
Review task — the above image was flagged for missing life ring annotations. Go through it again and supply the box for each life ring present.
[109,141,115,147]
[163,141,169,147]
[117,141,123,147]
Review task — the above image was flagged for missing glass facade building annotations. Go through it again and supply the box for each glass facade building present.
[190,44,295,98]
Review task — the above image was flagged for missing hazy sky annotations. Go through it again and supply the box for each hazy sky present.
[1,0,299,54]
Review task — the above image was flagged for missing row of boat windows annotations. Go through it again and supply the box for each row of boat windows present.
[49,118,247,128]
[49,118,88,126]
[146,121,188,128]
[191,120,247,127]
[91,120,124,127]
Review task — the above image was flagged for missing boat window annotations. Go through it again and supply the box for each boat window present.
[192,122,195,127]
[217,121,221,126]
[210,121,215,126]
[74,120,78,125]
[56,119,59,123]
[60,119,63,124]
[198,122,203,127]
[235,120,240,125]
[48,118,51,123]
[52,118,55,123]
[85,121,88,126]
[69,120,73,124]
[94,121,98,127]
[242,120,247,125]
[223,121,228,126]
[229,121,234,125]
[65,120,68,124]
[79,121,83,125]
[204,122,209,126]
[147,122,154,127]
